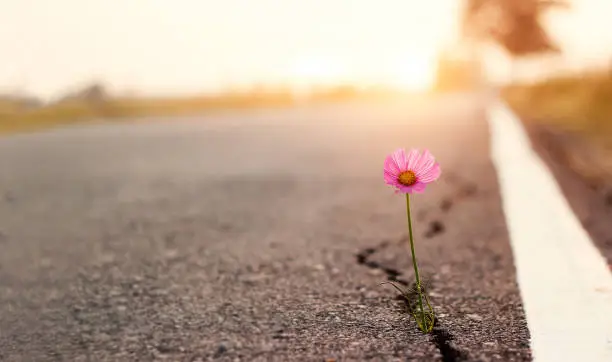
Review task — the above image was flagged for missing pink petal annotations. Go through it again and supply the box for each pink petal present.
[411,182,427,193]
[395,184,412,194]
[391,148,408,171]
[384,148,441,193]
[418,163,441,183]
[414,149,435,175]
[384,154,401,176]
[396,183,421,194]
[384,169,398,185]
[405,149,420,170]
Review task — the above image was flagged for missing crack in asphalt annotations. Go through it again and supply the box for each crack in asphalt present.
[424,220,445,239]
[355,176,478,361]
[355,238,468,362]
[431,319,469,362]
[605,190,612,207]
[355,240,409,286]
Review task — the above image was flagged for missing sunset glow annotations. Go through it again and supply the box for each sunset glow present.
[5,0,612,98]
[387,54,437,90]
[0,0,463,98]
[284,52,436,91]
[286,56,346,87]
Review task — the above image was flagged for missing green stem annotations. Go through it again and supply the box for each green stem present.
[406,194,427,331]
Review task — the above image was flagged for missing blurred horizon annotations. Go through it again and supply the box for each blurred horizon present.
[1,0,612,101]
[1,0,459,100]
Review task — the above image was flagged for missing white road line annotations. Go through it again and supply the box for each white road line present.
[488,100,612,362]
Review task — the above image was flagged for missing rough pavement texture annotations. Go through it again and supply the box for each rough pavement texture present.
[0,96,531,361]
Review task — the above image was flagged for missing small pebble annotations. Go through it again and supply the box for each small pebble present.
[164,249,179,259]
[466,313,483,321]
[364,291,379,298]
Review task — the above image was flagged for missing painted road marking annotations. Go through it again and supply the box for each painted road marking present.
[488,100,612,362]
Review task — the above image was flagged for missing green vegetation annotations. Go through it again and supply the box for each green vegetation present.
[504,70,612,139]
[504,70,612,186]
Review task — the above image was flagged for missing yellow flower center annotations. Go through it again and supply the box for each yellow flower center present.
[398,170,417,186]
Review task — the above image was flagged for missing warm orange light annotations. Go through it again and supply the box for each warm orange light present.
[387,54,435,91]
[285,56,345,87]
[283,52,435,91]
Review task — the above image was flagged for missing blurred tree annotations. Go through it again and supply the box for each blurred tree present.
[460,0,569,85]
[59,83,108,103]
[462,0,569,56]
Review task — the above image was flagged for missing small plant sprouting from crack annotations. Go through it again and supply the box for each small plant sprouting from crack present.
[381,278,469,361]
[383,148,441,333]
[404,194,433,332]
[355,239,468,360]
[382,280,435,333]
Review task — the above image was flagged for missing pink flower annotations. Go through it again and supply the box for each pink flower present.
[384,148,441,194]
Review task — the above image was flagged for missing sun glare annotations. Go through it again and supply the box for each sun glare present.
[284,52,436,92]
[2,0,461,97]
[388,55,436,91]
[286,56,345,87]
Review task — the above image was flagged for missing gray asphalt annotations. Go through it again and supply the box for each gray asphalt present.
[0,95,531,361]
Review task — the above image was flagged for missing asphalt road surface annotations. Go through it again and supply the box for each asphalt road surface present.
[0,95,532,361]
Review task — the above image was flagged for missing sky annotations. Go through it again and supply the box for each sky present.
[1,0,611,99]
